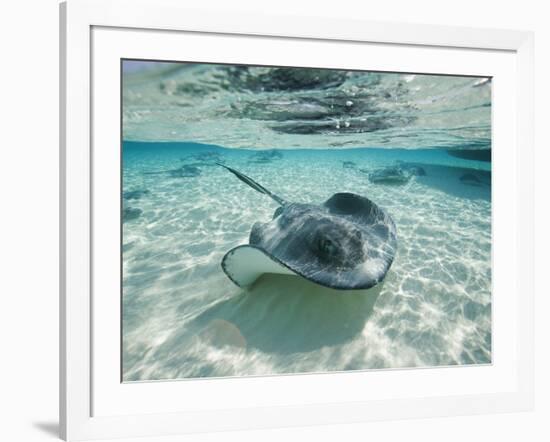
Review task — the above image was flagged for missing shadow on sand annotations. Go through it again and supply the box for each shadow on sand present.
[192,273,383,355]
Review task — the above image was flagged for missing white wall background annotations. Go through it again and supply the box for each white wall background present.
[0,0,548,441]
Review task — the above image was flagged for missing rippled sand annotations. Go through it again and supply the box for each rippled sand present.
[122,143,491,381]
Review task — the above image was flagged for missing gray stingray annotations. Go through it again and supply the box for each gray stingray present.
[368,167,411,185]
[218,164,397,290]
[123,189,150,200]
[123,207,142,223]
[247,149,284,165]
[170,165,201,178]
[144,164,202,178]
[342,161,357,169]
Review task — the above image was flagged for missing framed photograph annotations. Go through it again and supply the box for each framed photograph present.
[60,0,534,440]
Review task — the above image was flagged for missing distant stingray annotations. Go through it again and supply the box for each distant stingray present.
[144,164,202,178]
[123,189,150,200]
[123,207,142,223]
[169,165,201,178]
[367,167,411,185]
[248,149,283,164]
[218,164,397,290]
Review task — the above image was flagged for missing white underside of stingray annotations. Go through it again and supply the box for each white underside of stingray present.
[222,245,295,288]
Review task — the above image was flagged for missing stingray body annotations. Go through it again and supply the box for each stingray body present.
[248,149,284,164]
[123,207,142,223]
[368,167,411,185]
[219,164,397,290]
[123,189,150,200]
[170,165,201,178]
[143,164,202,178]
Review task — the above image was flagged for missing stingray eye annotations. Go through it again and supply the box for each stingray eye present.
[272,206,283,220]
[317,236,338,258]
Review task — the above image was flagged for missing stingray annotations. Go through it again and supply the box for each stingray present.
[342,161,357,169]
[367,167,411,185]
[123,207,142,223]
[218,164,397,290]
[123,189,150,201]
[144,165,202,178]
[169,165,201,178]
[248,149,284,164]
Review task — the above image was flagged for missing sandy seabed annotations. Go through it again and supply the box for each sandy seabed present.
[121,143,491,381]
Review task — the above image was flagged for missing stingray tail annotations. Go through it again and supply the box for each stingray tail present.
[216,163,286,206]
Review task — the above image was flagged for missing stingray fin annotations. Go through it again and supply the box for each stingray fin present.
[217,163,286,206]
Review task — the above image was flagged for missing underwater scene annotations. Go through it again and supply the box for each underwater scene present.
[122,61,491,381]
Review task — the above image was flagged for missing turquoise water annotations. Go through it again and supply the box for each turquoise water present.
[122,142,491,381]
[122,62,491,381]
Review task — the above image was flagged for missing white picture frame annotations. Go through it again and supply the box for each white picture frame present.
[60,0,534,440]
